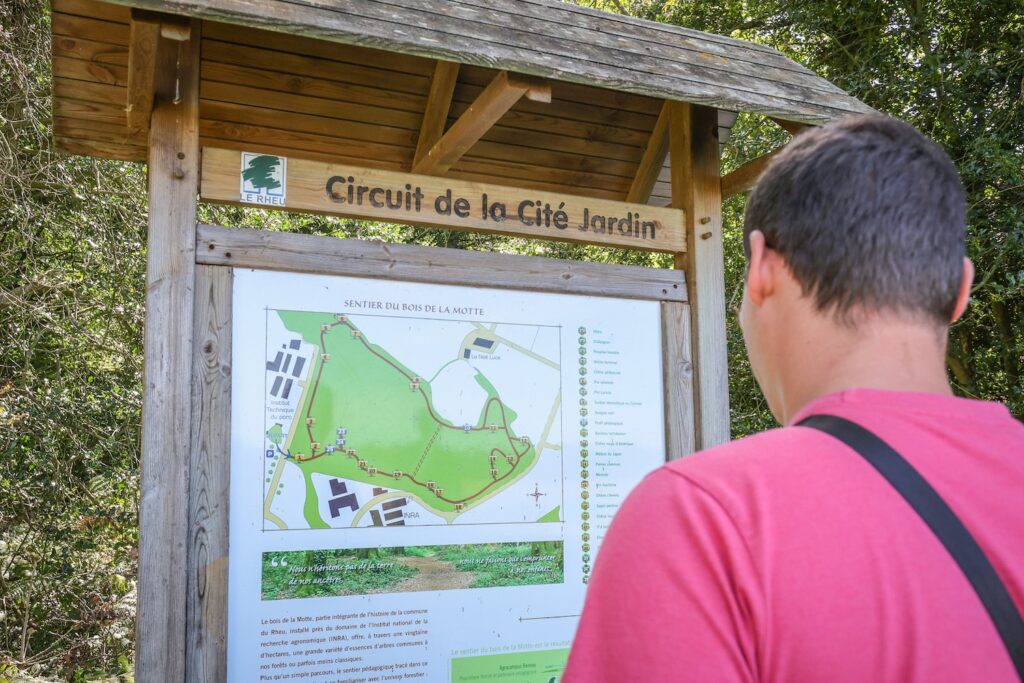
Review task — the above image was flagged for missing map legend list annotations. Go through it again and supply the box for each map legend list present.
[585,325,654,550]
[578,326,590,585]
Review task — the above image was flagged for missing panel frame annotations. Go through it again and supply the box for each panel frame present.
[186,223,696,676]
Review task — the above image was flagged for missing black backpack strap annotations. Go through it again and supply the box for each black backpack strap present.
[798,413,1024,680]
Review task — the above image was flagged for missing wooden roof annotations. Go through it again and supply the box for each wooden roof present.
[50,0,871,204]
[112,0,869,124]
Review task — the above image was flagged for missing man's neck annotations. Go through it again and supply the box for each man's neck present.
[778,318,953,425]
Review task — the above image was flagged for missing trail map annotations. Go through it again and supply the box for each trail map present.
[262,309,562,530]
[229,268,666,682]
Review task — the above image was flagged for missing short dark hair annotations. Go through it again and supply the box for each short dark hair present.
[744,114,966,324]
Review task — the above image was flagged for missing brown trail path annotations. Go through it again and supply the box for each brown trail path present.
[299,317,534,505]
[393,555,475,592]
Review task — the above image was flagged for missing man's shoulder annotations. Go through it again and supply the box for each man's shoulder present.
[634,423,865,529]
[662,424,827,488]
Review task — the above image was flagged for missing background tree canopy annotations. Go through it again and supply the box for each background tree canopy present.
[1,0,1021,678]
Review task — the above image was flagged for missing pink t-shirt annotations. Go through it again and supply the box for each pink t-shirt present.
[565,389,1024,682]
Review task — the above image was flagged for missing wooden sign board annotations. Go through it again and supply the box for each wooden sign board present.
[185,225,695,681]
[200,148,687,253]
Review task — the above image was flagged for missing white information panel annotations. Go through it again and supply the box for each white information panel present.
[228,268,665,682]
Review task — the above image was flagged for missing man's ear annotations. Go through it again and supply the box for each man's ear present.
[951,257,974,323]
[746,230,774,307]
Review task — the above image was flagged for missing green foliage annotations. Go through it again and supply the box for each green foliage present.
[580,0,1024,425]
[1,0,142,678]
[437,543,564,589]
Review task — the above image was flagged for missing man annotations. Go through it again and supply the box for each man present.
[564,114,1024,681]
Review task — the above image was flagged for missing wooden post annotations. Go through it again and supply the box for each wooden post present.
[187,265,232,682]
[126,11,160,134]
[668,101,730,449]
[136,20,199,683]
[662,301,696,458]
[127,9,192,138]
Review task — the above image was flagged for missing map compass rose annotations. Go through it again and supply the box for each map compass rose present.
[528,483,546,507]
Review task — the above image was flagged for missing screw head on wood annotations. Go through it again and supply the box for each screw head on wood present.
[701,231,713,240]
[699,216,712,224]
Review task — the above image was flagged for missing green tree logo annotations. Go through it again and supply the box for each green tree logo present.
[243,154,282,193]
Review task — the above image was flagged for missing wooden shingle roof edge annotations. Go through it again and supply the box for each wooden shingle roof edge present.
[107,0,873,126]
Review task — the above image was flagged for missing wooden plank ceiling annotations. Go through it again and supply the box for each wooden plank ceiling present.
[49,0,865,203]
[111,0,872,125]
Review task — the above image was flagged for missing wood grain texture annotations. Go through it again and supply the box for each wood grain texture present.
[127,11,160,132]
[446,94,653,146]
[414,70,534,175]
[457,63,662,117]
[508,72,552,103]
[720,147,782,199]
[52,4,680,198]
[53,76,126,107]
[196,224,688,302]
[200,38,432,96]
[201,147,684,251]
[186,265,232,683]
[201,19,436,77]
[200,98,418,147]
[627,101,670,204]
[453,79,659,133]
[450,156,627,196]
[54,135,146,161]
[105,0,872,124]
[53,53,127,86]
[52,11,130,45]
[771,116,809,136]
[199,60,426,114]
[414,61,460,169]
[200,80,423,130]
[54,94,128,126]
[661,301,696,459]
[53,0,130,22]
[135,20,200,683]
[54,115,147,146]
[669,101,730,449]
[197,125,411,171]
[52,33,129,66]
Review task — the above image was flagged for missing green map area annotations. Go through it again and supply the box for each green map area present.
[278,311,538,524]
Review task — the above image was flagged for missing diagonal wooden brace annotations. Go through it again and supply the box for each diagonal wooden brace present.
[413,70,551,175]
[627,101,670,203]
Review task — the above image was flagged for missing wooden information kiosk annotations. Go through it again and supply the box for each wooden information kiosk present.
[48,0,869,679]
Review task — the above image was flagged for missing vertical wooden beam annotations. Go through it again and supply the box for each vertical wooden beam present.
[127,11,160,133]
[627,102,670,204]
[187,265,232,683]
[413,60,460,170]
[127,10,191,137]
[669,101,730,449]
[136,20,200,683]
[662,301,697,459]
